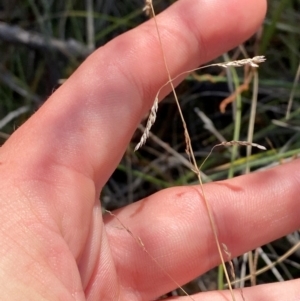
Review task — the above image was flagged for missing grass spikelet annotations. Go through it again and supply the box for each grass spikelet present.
[222,243,236,281]
[217,56,266,68]
[219,140,266,150]
[134,96,158,151]
[143,0,152,17]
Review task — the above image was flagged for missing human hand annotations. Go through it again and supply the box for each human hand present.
[1,0,299,300]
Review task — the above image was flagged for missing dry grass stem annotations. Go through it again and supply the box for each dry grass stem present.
[134,3,267,300]
[105,210,195,301]
[144,2,239,300]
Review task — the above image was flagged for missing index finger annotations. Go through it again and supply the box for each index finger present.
[3,0,266,189]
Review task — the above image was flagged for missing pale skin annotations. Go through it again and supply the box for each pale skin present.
[0,0,299,300]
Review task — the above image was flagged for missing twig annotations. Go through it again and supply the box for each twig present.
[194,108,226,143]
[137,124,212,183]
[86,0,95,51]
[0,65,41,104]
[0,21,90,58]
[0,106,30,130]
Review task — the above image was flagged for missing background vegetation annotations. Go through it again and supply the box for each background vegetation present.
[0,0,299,296]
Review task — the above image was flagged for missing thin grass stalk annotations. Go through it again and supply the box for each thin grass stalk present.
[260,0,290,54]
[246,70,259,286]
[226,55,242,179]
[86,0,95,51]
[286,61,300,119]
[246,70,259,173]
[218,52,242,292]
[58,0,72,40]
[248,250,256,286]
